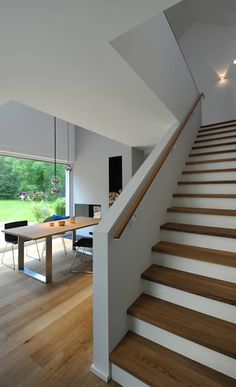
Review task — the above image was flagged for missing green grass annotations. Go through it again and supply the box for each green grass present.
[0,200,55,223]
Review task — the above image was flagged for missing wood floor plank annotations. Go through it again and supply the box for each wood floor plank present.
[152,241,236,267]
[160,222,236,238]
[110,332,236,387]
[0,240,119,387]
[167,206,236,216]
[142,265,236,305]
[128,295,236,358]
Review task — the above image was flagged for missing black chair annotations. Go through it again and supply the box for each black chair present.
[70,236,93,273]
[1,220,28,270]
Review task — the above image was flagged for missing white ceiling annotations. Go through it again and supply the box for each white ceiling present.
[0,0,180,147]
[166,0,236,39]
[166,0,236,81]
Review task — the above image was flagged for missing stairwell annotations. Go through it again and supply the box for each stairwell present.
[110,120,236,386]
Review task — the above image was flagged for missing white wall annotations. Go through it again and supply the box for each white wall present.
[112,12,198,123]
[201,79,236,124]
[132,148,145,175]
[178,22,236,124]
[73,126,133,217]
[92,101,202,381]
[0,101,75,162]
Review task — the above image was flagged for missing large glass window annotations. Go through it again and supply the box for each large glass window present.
[0,155,67,249]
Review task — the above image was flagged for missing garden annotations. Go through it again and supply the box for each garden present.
[0,155,66,223]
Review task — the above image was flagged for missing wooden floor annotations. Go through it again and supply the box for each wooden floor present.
[0,239,119,387]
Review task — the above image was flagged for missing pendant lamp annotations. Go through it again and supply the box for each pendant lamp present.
[51,116,60,195]
[65,122,72,172]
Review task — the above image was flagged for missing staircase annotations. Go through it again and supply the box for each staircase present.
[110,120,236,386]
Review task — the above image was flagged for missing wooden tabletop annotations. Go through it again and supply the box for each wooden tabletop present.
[1,217,100,240]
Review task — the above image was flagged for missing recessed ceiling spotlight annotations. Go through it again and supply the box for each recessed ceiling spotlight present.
[234,59,236,64]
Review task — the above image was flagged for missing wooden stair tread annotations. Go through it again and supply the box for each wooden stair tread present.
[183,168,236,174]
[160,222,236,239]
[179,180,236,184]
[152,241,236,267]
[142,265,236,305]
[201,119,236,129]
[192,141,236,150]
[173,193,236,199]
[110,332,235,387]
[186,158,236,165]
[127,295,236,358]
[200,124,236,133]
[195,135,236,143]
[199,125,236,133]
[197,129,236,138]
[189,149,236,157]
[168,206,236,216]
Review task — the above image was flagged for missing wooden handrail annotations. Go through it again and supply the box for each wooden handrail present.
[114,93,204,239]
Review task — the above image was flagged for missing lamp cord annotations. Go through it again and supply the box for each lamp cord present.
[67,122,70,165]
[54,116,57,178]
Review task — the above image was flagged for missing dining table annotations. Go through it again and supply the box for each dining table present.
[2,216,99,283]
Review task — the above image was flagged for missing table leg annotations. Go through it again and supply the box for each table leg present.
[45,236,52,283]
[18,237,25,270]
[72,230,76,250]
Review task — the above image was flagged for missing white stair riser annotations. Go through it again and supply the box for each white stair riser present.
[181,171,236,181]
[111,364,148,387]
[173,197,236,209]
[189,151,236,161]
[197,132,236,140]
[191,145,236,155]
[160,229,236,252]
[142,280,236,323]
[167,212,236,228]
[128,316,236,379]
[199,126,236,134]
[152,252,236,283]
[195,138,236,147]
[184,161,236,171]
[176,183,236,194]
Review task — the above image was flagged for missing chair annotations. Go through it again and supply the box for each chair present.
[1,220,41,270]
[41,216,67,257]
[70,236,93,273]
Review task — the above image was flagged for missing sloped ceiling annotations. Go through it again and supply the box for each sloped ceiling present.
[166,0,236,87]
[0,0,180,147]
[166,0,236,39]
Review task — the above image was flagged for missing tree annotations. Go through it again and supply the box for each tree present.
[0,157,20,199]
[0,155,66,200]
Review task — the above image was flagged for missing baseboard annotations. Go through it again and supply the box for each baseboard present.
[90,363,111,382]
[111,364,148,387]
